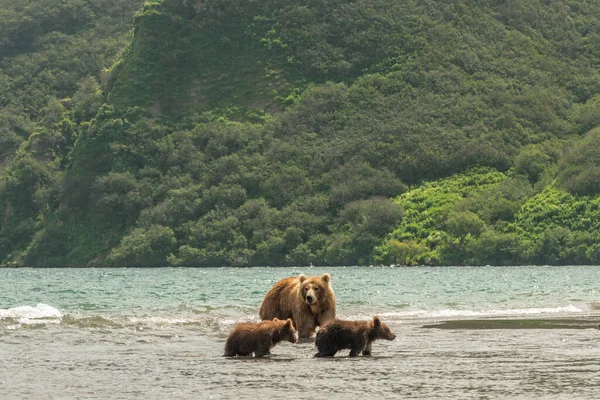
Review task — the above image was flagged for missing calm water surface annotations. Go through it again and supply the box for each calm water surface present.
[1,266,600,399]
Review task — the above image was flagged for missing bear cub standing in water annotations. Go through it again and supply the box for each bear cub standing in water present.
[314,316,396,357]
[224,318,298,357]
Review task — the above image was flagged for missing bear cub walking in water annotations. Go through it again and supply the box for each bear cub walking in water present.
[314,316,396,357]
[224,318,299,357]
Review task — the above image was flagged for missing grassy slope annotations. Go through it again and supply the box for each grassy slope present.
[377,169,600,265]
[107,0,295,117]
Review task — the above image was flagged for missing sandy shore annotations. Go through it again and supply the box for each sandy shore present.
[422,316,600,329]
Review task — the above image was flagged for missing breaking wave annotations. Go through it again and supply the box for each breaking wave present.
[0,302,259,334]
[368,304,585,322]
[1,302,596,333]
[0,303,62,325]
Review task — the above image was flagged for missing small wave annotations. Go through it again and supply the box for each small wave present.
[125,314,260,334]
[126,315,218,325]
[61,315,124,328]
[175,303,259,314]
[339,305,585,323]
[589,301,600,310]
[0,302,261,334]
[0,303,62,325]
[51,313,258,331]
[373,304,584,321]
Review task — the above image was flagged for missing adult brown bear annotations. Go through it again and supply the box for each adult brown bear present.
[259,273,336,338]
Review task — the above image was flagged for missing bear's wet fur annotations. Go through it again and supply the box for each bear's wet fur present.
[259,273,336,338]
[223,318,298,357]
[314,316,396,357]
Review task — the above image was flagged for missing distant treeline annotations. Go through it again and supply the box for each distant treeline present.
[2,0,600,267]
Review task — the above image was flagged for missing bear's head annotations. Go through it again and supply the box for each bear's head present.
[370,316,396,341]
[298,273,332,306]
[274,318,299,343]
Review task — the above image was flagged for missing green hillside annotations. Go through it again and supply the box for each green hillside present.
[2,0,600,267]
[0,0,142,167]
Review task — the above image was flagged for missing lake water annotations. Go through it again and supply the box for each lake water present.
[1,266,600,399]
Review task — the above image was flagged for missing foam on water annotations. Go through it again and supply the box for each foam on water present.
[0,303,62,325]
[369,304,585,322]
[0,303,589,332]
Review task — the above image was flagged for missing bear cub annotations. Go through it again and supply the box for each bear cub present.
[224,318,298,357]
[314,316,396,357]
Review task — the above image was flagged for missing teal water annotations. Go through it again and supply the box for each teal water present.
[1,266,600,399]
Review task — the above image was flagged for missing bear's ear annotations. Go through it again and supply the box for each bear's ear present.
[373,316,381,328]
[273,318,280,322]
[298,274,307,282]
[321,273,331,284]
[285,318,294,328]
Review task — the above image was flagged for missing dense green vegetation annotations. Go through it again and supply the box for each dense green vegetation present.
[0,0,141,167]
[375,167,600,266]
[2,0,600,267]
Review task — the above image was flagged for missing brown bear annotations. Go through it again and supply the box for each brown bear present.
[314,316,396,357]
[223,318,298,357]
[259,273,336,338]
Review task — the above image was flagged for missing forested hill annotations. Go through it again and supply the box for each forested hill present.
[2,0,600,267]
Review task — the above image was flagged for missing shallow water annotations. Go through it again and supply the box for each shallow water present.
[1,266,600,399]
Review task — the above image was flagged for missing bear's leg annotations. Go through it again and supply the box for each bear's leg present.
[294,311,316,338]
[349,347,362,357]
[298,324,315,338]
[253,343,271,357]
[223,344,237,357]
[362,341,373,356]
[349,335,367,356]
[314,349,337,357]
